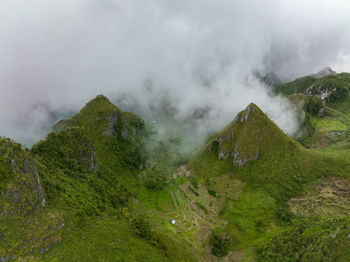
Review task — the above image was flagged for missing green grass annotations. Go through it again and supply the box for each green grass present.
[311,117,348,131]
[2,92,350,261]
[42,216,168,262]
[221,187,278,250]
[1,95,198,261]
[191,104,336,202]
[137,186,176,213]
[189,102,350,257]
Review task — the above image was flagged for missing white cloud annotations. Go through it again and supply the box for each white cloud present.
[0,0,349,146]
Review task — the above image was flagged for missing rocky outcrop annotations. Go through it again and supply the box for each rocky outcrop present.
[232,148,260,167]
[208,104,264,167]
[104,110,122,136]
[0,143,45,221]
[173,165,192,179]
[304,71,349,104]
[305,85,336,100]
[0,139,64,260]
[206,102,297,168]
[81,143,99,174]
[288,93,326,117]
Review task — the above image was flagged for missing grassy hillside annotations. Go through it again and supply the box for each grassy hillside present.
[243,72,350,261]
[189,102,350,259]
[1,95,198,261]
[276,73,350,102]
[1,91,350,261]
[191,103,349,201]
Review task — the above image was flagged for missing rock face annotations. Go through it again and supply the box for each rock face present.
[304,74,349,103]
[206,103,296,167]
[104,110,122,136]
[288,93,325,117]
[0,139,45,222]
[207,104,264,166]
[0,139,63,260]
[82,142,99,174]
[305,85,335,100]
[173,165,192,179]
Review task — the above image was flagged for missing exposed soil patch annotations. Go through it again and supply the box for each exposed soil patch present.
[313,131,347,149]
[289,177,350,217]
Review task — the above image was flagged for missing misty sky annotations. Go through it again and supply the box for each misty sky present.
[1,0,350,146]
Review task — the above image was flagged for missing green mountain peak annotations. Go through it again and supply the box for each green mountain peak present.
[206,103,296,166]
[2,87,350,261]
[53,94,122,135]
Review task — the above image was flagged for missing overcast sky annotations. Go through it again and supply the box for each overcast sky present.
[0,0,350,146]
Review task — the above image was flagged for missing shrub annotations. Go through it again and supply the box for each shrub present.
[207,188,217,197]
[143,164,168,190]
[256,217,350,261]
[210,229,231,257]
[329,86,349,102]
[188,186,199,196]
[190,179,198,189]
[131,217,153,240]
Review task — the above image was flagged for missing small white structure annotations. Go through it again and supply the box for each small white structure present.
[170,219,176,225]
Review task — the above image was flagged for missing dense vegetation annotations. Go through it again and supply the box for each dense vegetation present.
[274,76,317,96]
[257,217,350,261]
[275,74,350,103]
[1,68,350,261]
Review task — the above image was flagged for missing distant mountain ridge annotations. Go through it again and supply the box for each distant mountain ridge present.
[311,66,337,78]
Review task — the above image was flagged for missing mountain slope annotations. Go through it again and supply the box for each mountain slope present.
[273,72,350,149]
[53,94,145,170]
[1,95,198,261]
[1,94,350,261]
[188,102,350,258]
[37,96,197,261]
[191,103,348,202]
[206,103,299,167]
